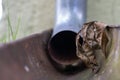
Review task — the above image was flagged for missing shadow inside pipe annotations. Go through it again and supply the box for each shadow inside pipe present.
[48,31,87,75]
[49,31,79,63]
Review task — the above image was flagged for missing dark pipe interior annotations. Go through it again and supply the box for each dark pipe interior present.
[49,31,79,63]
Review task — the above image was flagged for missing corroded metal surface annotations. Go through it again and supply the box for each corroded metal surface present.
[0,29,93,80]
[92,27,120,80]
[0,26,120,80]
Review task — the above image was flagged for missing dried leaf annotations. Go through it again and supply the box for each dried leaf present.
[76,21,110,72]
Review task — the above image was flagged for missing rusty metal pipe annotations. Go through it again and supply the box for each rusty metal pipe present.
[48,0,86,65]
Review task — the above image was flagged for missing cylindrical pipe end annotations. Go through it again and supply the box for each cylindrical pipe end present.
[48,31,79,65]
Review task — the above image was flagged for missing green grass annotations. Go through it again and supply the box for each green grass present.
[0,1,21,43]
[0,13,21,43]
[7,13,21,41]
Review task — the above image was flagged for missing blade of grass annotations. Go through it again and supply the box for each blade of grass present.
[13,17,21,40]
[7,15,14,40]
[0,0,20,43]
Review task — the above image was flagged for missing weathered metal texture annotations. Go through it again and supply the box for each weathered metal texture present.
[0,29,52,80]
[92,27,120,80]
[0,27,120,80]
[0,29,93,80]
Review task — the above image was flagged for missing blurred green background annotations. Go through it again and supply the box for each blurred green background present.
[0,0,120,41]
